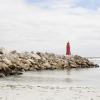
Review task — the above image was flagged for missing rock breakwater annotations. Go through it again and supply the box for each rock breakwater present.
[0,48,99,77]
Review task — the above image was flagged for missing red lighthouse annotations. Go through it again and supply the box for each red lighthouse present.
[66,42,71,55]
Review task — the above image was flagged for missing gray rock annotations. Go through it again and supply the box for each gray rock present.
[10,50,17,54]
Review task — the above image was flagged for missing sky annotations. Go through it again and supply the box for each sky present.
[0,0,100,56]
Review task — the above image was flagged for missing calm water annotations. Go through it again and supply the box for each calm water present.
[0,59,100,100]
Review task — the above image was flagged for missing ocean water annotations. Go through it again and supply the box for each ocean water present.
[0,59,100,100]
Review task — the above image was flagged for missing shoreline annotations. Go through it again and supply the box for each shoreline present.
[0,48,99,77]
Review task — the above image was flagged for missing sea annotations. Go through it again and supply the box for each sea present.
[0,58,100,100]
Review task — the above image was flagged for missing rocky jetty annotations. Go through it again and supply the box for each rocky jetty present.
[0,48,99,77]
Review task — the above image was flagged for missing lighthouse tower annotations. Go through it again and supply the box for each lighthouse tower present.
[66,42,71,56]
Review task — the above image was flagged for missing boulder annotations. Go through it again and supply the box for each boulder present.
[56,59,66,68]
[0,49,98,77]
[0,48,8,54]
[69,61,77,68]
[0,73,5,77]
[0,62,8,70]
[95,64,99,67]
[27,59,36,65]
[10,50,17,54]
[3,57,12,65]
[32,53,41,60]
[43,62,51,69]
[9,71,23,75]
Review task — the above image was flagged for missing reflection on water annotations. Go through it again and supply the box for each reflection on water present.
[65,77,72,83]
[0,60,100,100]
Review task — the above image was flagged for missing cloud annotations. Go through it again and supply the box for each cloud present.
[26,0,100,11]
[72,0,100,10]
[0,0,100,56]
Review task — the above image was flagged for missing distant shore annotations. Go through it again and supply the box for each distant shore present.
[0,48,99,77]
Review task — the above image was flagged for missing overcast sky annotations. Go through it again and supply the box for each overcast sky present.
[0,0,100,56]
